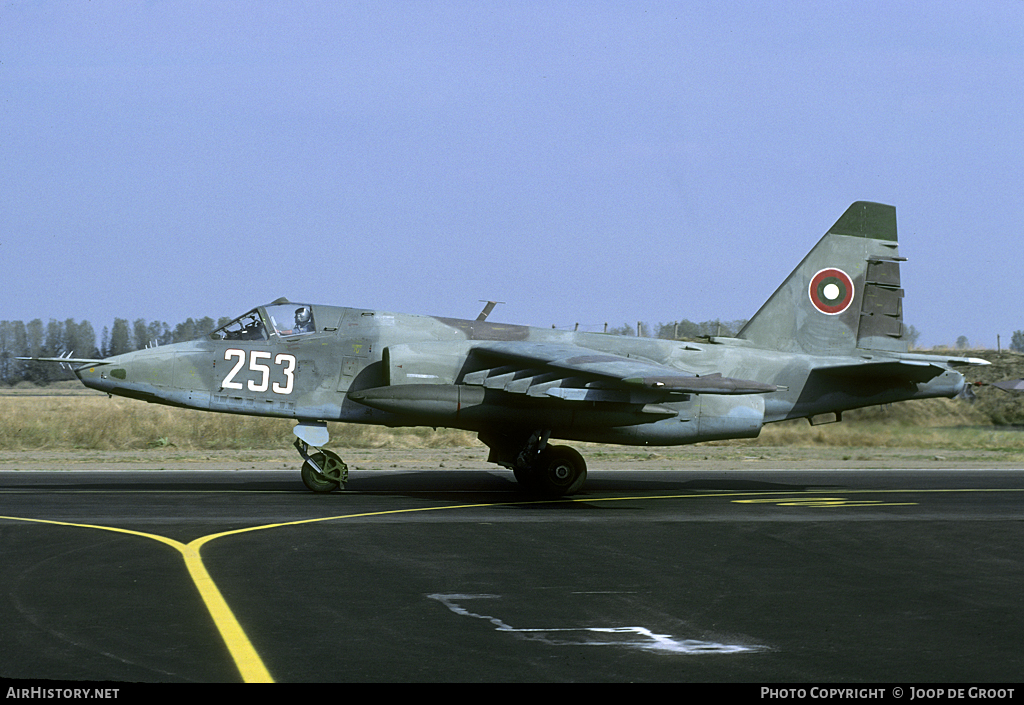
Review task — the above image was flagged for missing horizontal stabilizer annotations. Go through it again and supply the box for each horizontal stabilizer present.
[991,379,1024,393]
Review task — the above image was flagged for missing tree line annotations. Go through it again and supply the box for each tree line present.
[1012,331,1024,353]
[603,319,750,340]
[0,316,230,385]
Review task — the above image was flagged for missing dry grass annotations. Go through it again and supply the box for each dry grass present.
[0,396,478,451]
[738,398,1024,453]
[1,394,1022,454]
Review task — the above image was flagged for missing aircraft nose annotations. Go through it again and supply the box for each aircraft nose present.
[73,349,143,395]
[75,361,122,394]
[74,347,187,402]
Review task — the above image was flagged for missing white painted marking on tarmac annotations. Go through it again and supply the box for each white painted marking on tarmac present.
[428,593,765,654]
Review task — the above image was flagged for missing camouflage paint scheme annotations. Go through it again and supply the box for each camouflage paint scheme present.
[39,202,988,495]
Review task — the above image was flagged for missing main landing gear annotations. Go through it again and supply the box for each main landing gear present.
[293,422,348,493]
[480,429,588,497]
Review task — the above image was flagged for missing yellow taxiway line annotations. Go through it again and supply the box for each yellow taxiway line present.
[0,503,501,683]
[4,486,1024,681]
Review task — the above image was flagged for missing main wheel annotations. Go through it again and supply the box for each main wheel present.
[300,450,346,493]
[531,445,587,497]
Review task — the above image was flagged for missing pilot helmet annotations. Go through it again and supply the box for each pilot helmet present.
[295,307,311,325]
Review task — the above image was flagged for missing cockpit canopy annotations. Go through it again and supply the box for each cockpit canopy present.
[211,303,317,341]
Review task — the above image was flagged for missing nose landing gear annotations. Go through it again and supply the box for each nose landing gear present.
[297,444,348,493]
[293,422,347,493]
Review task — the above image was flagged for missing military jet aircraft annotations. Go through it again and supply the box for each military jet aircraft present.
[25,202,988,496]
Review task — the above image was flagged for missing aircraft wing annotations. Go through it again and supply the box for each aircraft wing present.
[468,341,776,396]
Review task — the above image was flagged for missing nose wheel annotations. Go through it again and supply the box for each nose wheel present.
[299,448,348,493]
[293,426,348,493]
[293,422,347,493]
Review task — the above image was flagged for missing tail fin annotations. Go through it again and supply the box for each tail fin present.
[737,201,909,355]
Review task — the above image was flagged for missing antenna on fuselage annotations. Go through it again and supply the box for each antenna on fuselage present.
[476,300,505,322]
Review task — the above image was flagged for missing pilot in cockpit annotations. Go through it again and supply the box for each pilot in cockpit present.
[293,307,314,334]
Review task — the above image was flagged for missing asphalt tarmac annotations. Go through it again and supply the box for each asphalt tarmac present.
[1,461,1023,683]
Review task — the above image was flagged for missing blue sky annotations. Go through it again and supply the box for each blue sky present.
[3,1,1022,348]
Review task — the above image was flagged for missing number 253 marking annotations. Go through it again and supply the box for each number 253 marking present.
[222,349,297,394]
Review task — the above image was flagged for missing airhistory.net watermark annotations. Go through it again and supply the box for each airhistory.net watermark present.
[6,688,119,699]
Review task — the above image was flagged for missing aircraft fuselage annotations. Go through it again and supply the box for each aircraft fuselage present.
[75,303,965,448]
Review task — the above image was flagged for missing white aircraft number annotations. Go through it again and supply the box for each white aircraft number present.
[222,349,297,395]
